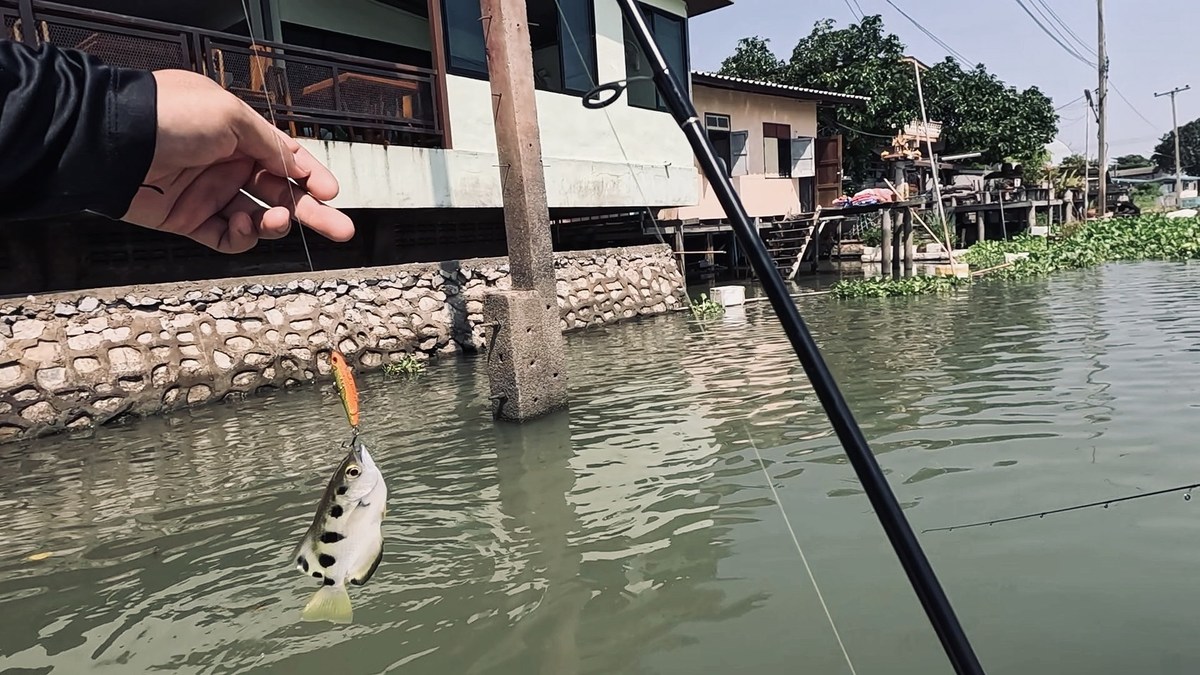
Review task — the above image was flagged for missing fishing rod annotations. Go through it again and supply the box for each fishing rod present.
[595,3,984,673]
[923,481,1200,534]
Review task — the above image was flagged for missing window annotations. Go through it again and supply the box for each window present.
[623,2,689,111]
[705,114,748,177]
[441,0,598,95]
[763,122,792,177]
[527,0,597,94]
[443,0,488,76]
[762,124,816,178]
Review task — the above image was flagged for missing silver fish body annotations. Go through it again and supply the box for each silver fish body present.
[292,435,387,623]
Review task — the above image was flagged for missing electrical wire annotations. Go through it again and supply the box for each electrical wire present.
[1010,0,1095,68]
[883,0,972,66]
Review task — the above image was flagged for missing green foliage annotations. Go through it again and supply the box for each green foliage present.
[964,215,1200,280]
[1154,118,1200,176]
[689,293,726,320]
[832,214,1200,299]
[718,36,786,81]
[921,59,1058,168]
[830,274,965,298]
[1114,154,1154,170]
[383,354,425,377]
[859,224,883,247]
[717,17,1059,182]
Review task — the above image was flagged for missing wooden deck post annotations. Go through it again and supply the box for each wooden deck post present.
[479,0,568,422]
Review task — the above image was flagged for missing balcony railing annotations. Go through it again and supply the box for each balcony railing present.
[0,0,443,147]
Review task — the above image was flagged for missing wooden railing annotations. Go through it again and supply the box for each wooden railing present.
[0,0,443,147]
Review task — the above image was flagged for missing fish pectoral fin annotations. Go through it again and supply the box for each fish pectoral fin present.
[350,548,383,587]
[301,584,353,624]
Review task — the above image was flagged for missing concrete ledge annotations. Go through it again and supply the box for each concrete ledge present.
[0,244,685,445]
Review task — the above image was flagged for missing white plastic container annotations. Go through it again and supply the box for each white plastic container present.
[708,285,746,307]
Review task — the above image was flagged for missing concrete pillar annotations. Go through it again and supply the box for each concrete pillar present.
[880,208,893,271]
[480,0,568,421]
[977,213,986,244]
[903,209,915,268]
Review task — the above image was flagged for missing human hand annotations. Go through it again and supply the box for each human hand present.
[122,69,354,253]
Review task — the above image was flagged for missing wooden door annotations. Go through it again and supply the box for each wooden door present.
[816,135,843,207]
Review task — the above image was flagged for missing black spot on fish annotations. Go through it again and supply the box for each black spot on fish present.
[311,571,322,579]
[318,553,336,568]
[336,486,348,496]
[323,576,336,586]
[319,532,346,544]
[297,556,309,572]
[330,504,344,518]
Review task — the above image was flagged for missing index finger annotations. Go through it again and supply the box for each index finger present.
[230,102,308,181]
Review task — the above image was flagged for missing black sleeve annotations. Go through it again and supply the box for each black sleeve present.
[0,39,157,222]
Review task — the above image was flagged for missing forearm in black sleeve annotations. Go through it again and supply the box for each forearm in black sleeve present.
[0,38,157,221]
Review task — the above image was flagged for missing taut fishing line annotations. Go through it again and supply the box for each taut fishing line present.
[601,2,984,672]
[237,0,315,274]
[744,426,858,675]
[550,2,857,666]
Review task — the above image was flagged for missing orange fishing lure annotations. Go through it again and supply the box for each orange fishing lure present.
[329,350,360,429]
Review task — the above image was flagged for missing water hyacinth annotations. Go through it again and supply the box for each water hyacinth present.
[830,214,1200,298]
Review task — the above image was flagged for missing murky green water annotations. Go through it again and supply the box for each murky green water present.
[4,261,1200,674]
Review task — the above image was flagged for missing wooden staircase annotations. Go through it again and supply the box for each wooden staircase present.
[762,215,825,279]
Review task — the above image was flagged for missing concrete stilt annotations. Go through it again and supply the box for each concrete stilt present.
[881,209,893,271]
[903,209,915,269]
[480,0,568,421]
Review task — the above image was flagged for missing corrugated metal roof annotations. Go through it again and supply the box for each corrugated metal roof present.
[690,71,871,104]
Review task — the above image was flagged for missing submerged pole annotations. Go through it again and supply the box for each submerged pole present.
[478,0,569,421]
[610,1,985,673]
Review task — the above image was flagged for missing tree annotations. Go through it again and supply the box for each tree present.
[1153,118,1200,176]
[1114,154,1153,170]
[718,37,785,81]
[716,15,1059,183]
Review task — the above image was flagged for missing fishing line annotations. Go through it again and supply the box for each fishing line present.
[744,426,858,675]
[549,0,676,249]
[923,480,1200,534]
[237,0,315,274]
[609,3,983,671]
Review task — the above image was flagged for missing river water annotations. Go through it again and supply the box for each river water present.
[3,261,1200,674]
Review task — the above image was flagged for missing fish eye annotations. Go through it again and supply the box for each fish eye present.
[347,465,361,478]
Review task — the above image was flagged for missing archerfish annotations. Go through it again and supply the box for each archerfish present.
[292,434,387,623]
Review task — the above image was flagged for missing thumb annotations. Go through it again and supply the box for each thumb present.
[231,103,310,181]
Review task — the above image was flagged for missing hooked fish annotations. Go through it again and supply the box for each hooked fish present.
[292,434,387,623]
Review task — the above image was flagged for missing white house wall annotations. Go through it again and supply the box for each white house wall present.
[286,0,699,210]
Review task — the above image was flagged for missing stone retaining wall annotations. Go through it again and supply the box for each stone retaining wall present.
[0,244,686,444]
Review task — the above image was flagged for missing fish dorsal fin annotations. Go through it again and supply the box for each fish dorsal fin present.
[350,548,383,587]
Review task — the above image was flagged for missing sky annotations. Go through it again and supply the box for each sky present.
[686,0,1197,162]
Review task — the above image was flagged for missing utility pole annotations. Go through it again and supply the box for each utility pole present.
[1155,84,1191,200]
[479,0,569,421]
[1096,0,1108,217]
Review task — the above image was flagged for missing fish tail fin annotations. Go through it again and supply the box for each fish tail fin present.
[301,584,353,624]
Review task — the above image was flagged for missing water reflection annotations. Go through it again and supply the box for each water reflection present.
[5,262,1200,673]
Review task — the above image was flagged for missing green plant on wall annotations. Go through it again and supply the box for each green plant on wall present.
[383,354,426,377]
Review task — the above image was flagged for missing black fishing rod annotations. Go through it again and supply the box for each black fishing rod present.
[924,481,1200,534]
[591,2,985,673]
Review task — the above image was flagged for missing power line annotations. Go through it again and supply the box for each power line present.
[1109,81,1159,130]
[1028,0,1098,57]
[883,0,972,65]
[1010,0,1095,68]
[843,0,861,21]
[1056,94,1085,110]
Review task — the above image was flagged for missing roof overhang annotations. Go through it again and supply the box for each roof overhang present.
[690,71,870,107]
[685,0,734,17]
